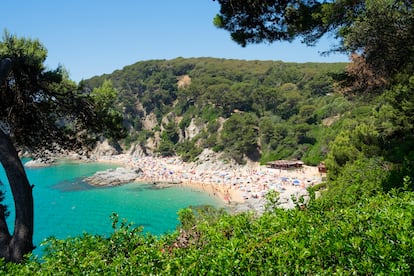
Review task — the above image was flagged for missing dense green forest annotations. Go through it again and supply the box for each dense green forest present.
[81,58,347,165]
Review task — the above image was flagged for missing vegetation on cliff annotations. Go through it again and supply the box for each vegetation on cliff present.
[81,58,346,165]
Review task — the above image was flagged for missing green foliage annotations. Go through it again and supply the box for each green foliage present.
[199,105,221,123]
[322,157,389,208]
[264,189,281,212]
[0,30,89,148]
[81,58,345,163]
[175,140,202,162]
[326,131,362,178]
[215,0,414,81]
[157,139,175,157]
[89,80,126,139]
[220,112,259,164]
[160,121,179,144]
[2,189,413,274]
[158,121,180,157]
[90,80,117,110]
[177,114,192,130]
[341,0,414,80]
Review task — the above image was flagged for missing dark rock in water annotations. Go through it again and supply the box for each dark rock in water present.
[146,184,173,190]
[146,181,181,190]
[52,179,94,192]
[125,185,149,192]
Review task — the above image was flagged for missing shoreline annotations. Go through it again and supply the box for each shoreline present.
[96,154,325,212]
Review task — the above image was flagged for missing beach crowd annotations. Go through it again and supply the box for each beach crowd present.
[98,154,324,208]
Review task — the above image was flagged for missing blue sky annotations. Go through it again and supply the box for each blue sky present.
[2,0,348,83]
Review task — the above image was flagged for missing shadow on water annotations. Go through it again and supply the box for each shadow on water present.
[124,183,175,192]
[53,180,175,193]
[145,184,174,190]
[52,178,95,192]
[124,184,151,192]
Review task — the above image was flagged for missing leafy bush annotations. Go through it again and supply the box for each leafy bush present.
[176,140,202,162]
[219,112,259,163]
[2,190,413,274]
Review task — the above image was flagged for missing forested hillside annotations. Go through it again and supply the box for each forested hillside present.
[81,58,347,165]
[80,55,414,196]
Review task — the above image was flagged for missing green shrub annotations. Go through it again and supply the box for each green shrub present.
[2,189,413,274]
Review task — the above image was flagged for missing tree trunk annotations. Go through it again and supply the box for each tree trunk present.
[0,129,34,262]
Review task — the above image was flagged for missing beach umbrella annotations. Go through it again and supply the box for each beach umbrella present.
[293,179,300,185]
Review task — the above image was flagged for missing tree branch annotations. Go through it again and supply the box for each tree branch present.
[0,129,34,262]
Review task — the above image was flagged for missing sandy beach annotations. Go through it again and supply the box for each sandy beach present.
[96,153,324,211]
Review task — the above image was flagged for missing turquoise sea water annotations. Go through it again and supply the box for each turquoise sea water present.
[0,160,223,256]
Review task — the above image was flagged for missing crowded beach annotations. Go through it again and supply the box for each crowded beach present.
[96,152,325,212]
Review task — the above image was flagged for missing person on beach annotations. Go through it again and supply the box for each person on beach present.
[103,154,321,207]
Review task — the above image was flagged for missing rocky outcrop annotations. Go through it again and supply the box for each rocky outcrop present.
[177,75,191,89]
[84,167,143,187]
[232,189,309,214]
[24,157,55,168]
[193,149,245,172]
[142,112,158,131]
[184,118,204,140]
[91,139,121,158]
[125,143,147,158]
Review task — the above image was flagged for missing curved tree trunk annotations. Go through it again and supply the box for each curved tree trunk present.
[0,129,34,262]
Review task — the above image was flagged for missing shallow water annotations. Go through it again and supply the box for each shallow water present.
[0,160,223,256]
